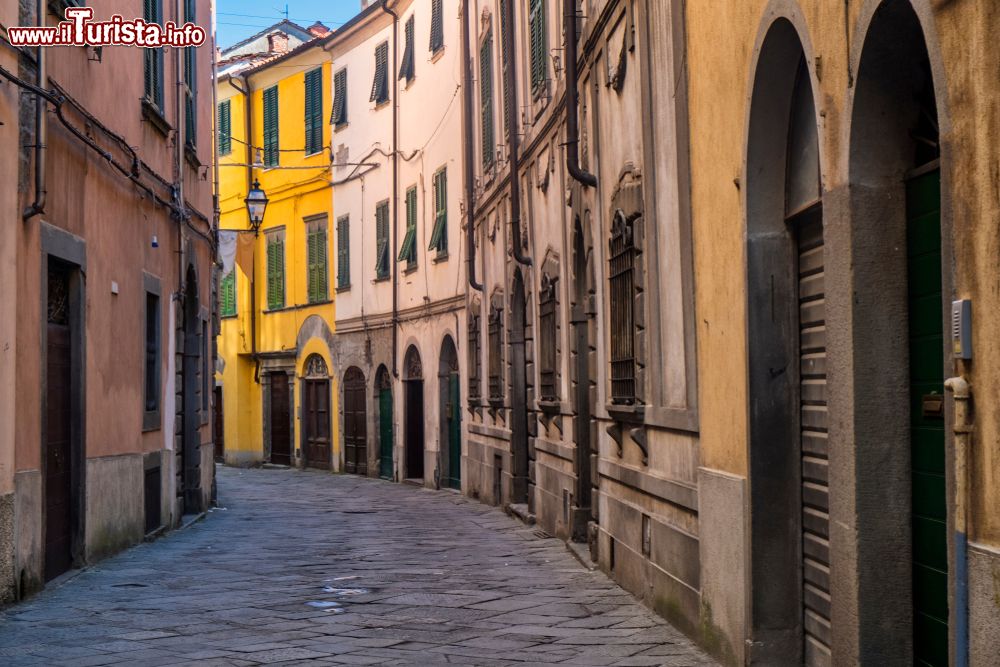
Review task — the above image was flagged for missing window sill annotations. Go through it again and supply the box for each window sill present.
[537,398,561,416]
[142,410,161,432]
[607,403,645,425]
[220,313,238,320]
[374,99,391,110]
[334,122,349,133]
[306,298,332,307]
[402,263,418,275]
[402,76,416,91]
[305,149,325,158]
[374,275,390,283]
[141,99,171,137]
[184,144,201,169]
[432,251,449,264]
[336,284,351,293]
[430,46,445,64]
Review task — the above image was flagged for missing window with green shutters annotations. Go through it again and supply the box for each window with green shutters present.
[429,168,447,256]
[399,15,415,82]
[529,0,547,94]
[265,229,285,309]
[220,269,237,317]
[429,0,444,53]
[336,215,350,289]
[304,68,323,155]
[183,0,196,147]
[375,200,390,279]
[480,30,495,170]
[263,86,279,166]
[331,68,348,127]
[371,42,389,104]
[143,0,164,110]
[398,186,418,267]
[499,0,510,137]
[217,100,231,156]
[306,216,328,303]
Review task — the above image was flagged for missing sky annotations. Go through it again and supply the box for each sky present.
[215,0,362,49]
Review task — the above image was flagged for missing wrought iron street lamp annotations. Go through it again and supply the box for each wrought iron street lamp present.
[244,179,269,234]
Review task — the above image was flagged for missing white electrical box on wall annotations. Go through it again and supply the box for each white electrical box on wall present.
[951,299,972,360]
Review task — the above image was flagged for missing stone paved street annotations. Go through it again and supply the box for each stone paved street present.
[0,467,716,666]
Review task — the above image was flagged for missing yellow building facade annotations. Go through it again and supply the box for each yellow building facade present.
[216,36,338,470]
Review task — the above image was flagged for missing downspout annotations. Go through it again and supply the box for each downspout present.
[175,0,187,353]
[22,0,46,220]
[380,0,401,377]
[563,0,595,188]
[462,0,482,292]
[228,74,259,382]
[502,0,531,267]
[944,376,971,667]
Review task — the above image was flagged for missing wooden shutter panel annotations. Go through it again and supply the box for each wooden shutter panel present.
[331,69,347,126]
[305,69,322,154]
[430,0,444,52]
[480,32,494,169]
[371,43,389,103]
[317,226,328,299]
[399,15,415,81]
[263,86,279,166]
[218,100,231,155]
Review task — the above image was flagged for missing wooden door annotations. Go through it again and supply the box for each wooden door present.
[379,387,393,479]
[304,379,331,469]
[796,205,832,665]
[404,380,424,480]
[343,368,367,475]
[45,264,73,581]
[907,169,948,667]
[446,372,461,490]
[214,386,224,461]
[270,372,291,465]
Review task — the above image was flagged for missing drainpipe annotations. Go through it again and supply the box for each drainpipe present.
[944,376,971,667]
[228,74,259,382]
[563,0,595,188]
[462,0,482,292]
[502,0,531,267]
[380,0,401,377]
[22,0,46,220]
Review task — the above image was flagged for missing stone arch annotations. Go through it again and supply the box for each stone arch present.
[743,13,824,664]
[843,2,951,663]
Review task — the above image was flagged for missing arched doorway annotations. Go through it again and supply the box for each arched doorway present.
[571,215,593,543]
[343,367,368,475]
[302,355,331,470]
[403,346,424,482]
[510,269,529,506]
[375,365,394,479]
[439,336,461,490]
[180,264,202,514]
[849,4,947,663]
[745,19,825,664]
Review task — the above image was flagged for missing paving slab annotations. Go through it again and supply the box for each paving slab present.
[0,466,715,667]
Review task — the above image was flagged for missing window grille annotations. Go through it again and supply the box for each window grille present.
[538,273,558,401]
[468,310,482,401]
[488,304,504,401]
[609,211,636,404]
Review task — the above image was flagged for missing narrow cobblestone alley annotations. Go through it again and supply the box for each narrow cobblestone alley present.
[0,467,716,666]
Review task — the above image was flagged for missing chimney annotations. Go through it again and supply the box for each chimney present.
[307,22,330,37]
[267,31,289,54]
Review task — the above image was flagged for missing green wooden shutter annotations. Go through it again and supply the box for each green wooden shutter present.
[398,188,418,264]
[307,229,317,302]
[316,225,328,300]
[430,0,444,52]
[371,42,389,103]
[337,216,350,288]
[218,100,231,155]
[480,31,494,169]
[376,201,390,278]
[220,269,236,317]
[530,0,546,92]
[500,0,510,136]
[399,15,415,81]
[429,169,447,253]
[267,235,284,309]
[331,69,347,126]
[263,86,279,166]
[304,68,323,154]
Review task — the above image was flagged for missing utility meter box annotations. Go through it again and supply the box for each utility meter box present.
[951,299,972,360]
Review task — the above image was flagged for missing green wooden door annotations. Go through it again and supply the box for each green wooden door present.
[379,388,393,479]
[447,372,461,490]
[907,169,948,667]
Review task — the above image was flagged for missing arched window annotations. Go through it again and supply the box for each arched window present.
[609,209,637,405]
